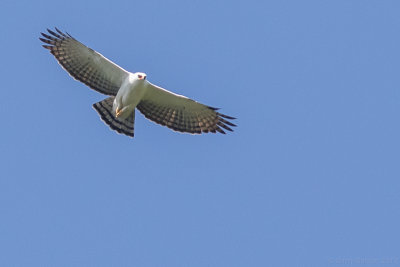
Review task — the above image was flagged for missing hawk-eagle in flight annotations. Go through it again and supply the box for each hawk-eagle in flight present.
[40,28,236,137]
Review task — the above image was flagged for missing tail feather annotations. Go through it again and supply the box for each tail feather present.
[93,97,135,137]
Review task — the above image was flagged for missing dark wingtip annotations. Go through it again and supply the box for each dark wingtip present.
[218,113,236,120]
[216,127,226,134]
[208,106,220,111]
[55,27,70,38]
[39,37,51,44]
[47,28,62,39]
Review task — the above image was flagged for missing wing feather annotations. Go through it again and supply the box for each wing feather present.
[40,28,128,96]
[137,83,236,134]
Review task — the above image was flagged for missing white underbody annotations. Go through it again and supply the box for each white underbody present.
[113,72,148,119]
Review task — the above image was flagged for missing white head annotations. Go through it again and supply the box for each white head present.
[135,72,147,80]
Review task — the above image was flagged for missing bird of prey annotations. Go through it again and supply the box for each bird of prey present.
[39,28,236,138]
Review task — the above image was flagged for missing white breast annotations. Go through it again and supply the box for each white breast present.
[112,73,148,118]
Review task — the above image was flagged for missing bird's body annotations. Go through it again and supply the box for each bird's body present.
[40,28,236,138]
[114,72,147,120]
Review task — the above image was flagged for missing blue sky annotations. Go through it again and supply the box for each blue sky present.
[1,0,400,266]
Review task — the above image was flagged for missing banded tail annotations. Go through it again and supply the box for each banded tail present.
[93,97,135,137]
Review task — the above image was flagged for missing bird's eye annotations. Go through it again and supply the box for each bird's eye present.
[138,74,143,79]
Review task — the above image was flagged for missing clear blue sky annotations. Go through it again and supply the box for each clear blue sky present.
[1,0,400,266]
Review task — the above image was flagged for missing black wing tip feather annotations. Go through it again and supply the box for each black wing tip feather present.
[219,113,236,120]
[207,106,237,120]
[207,106,220,111]
[39,27,73,47]
[206,106,237,133]
[215,111,237,133]
[54,27,74,39]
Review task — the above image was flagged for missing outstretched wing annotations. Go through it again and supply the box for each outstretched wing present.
[137,83,236,134]
[40,28,128,96]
